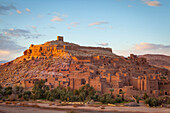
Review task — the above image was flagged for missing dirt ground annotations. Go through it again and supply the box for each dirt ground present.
[0,103,169,113]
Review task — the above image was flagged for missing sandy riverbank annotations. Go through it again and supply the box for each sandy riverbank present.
[0,102,169,113]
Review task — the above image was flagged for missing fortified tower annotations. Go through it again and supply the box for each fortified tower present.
[57,36,64,41]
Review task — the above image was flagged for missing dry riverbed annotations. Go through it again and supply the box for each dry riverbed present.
[0,102,169,113]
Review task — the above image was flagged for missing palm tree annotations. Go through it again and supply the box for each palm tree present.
[160,88,163,95]
[120,91,126,101]
[59,81,61,87]
[109,88,114,96]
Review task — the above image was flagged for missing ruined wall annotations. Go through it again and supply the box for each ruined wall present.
[90,77,102,92]
[159,80,170,95]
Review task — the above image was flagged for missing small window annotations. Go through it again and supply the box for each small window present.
[81,79,86,85]
[150,90,152,94]
[119,89,122,94]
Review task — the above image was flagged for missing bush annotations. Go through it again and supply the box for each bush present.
[143,93,149,100]
[115,97,122,103]
[18,94,22,98]
[32,80,49,99]
[167,98,170,104]
[99,94,116,104]
[5,87,12,95]
[67,111,79,113]
[135,95,140,103]
[49,97,55,101]
[23,91,31,101]
[100,96,105,104]
[23,94,29,101]
[145,98,160,107]
[24,91,31,96]
[110,99,115,104]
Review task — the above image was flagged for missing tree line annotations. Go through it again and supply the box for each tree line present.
[0,80,170,106]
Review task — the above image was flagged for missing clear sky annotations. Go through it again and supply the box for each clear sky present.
[0,0,170,61]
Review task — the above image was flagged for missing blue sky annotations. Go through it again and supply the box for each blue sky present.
[0,0,170,61]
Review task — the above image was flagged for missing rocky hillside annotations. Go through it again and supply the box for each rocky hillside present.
[139,54,170,70]
[0,38,169,89]
[0,38,118,87]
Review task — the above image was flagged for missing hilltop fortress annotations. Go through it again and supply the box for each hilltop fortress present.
[0,36,170,98]
[22,36,114,61]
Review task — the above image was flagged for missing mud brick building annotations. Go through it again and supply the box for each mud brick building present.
[0,36,170,98]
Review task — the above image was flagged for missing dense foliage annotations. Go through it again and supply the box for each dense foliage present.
[0,82,169,107]
[145,97,160,107]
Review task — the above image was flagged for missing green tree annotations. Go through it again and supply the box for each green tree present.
[5,86,12,96]
[73,89,79,95]
[99,94,114,104]
[79,92,86,101]
[160,88,163,95]
[167,97,170,104]
[32,80,49,99]
[23,91,31,101]
[67,87,71,92]
[0,85,3,99]
[143,92,149,100]
[145,97,160,107]
[0,85,2,91]
[59,81,61,87]
[109,88,114,96]
[115,97,122,103]
[134,95,140,103]
[120,91,126,101]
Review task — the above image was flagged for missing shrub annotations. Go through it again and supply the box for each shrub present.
[32,80,49,99]
[23,94,29,101]
[49,97,55,101]
[135,95,140,103]
[99,94,118,104]
[23,91,31,101]
[145,98,160,107]
[110,99,115,104]
[18,94,22,98]
[115,97,122,103]
[24,91,31,96]
[116,94,120,97]
[143,93,149,100]
[167,97,170,104]
[100,96,105,104]
[67,111,79,113]
[5,87,12,95]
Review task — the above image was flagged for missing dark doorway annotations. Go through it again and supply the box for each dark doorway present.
[119,89,122,94]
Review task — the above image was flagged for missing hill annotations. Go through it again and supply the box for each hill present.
[139,54,170,70]
[0,36,169,97]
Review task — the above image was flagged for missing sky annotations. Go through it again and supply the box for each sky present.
[0,0,170,61]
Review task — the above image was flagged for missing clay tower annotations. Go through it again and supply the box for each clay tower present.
[57,36,64,41]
